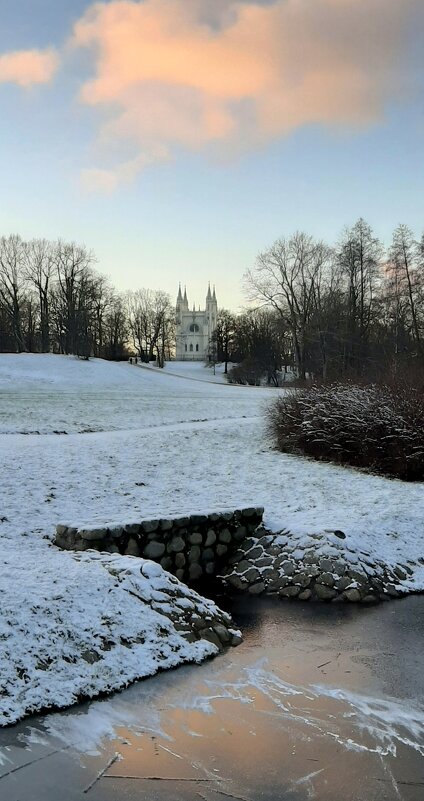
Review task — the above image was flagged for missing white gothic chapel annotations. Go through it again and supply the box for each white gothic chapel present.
[175,284,218,360]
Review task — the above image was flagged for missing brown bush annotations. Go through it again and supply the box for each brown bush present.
[267,381,424,481]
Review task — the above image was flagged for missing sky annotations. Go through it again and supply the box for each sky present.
[1,0,424,311]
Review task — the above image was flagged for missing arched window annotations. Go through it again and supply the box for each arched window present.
[189,323,200,333]
[196,344,199,352]
[189,344,193,352]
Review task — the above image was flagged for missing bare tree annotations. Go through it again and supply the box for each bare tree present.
[53,240,96,356]
[103,292,128,360]
[245,232,331,379]
[127,288,173,365]
[23,238,54,352]
[211,309,236,374]
[0,234,28,352]
[389,224,422,355]
[337,219,382,373]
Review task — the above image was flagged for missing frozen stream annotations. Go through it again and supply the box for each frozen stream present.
[1,595,423,801]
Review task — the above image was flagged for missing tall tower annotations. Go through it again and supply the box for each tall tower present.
[206,283,218,350]
[176,283,183,326]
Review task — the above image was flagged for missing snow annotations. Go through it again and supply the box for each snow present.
[0,541,237,726]
[1,354,424,724]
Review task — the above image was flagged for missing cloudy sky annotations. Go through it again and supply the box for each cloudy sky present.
[1,0,424,309]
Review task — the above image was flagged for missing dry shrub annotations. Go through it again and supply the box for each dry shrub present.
[268,381,424,480]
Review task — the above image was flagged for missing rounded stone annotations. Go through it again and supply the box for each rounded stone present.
[175,516,190,527]
[143,541,165,559]
[213,624,231,644]
[228,575,246,590]
[319,558,334,573]
[234,526,248,541]
[320,572,335,587]
[242,508,256,518]
[345,588,362,602]
[80,528,108,541]
[189,532,203,545]
[188,545,201,564]
[189,563,203,581]
[256,556,273,568]
[56,524,68,536]
[205,561,216,575]
[125,538,140,557]
[169,536,185,553]
[175,552,186,569]
[124,524,139,535]
[199,628,222,649]
[219,528,232,544]
[314,584,337,600]
[201,548,215,563]
[298,589,312,600]
[216,544,228,557]
[245,567,260,583]
[281,560,295,576]
[245,546,263,560]
[296,573,311,588]
[142,520,159,533]
[160,556,173,571]
[205,529,216,547]
[248,582,265,595]
[393,566,407,581]
[279,586,300,598]
[175,568,185,581]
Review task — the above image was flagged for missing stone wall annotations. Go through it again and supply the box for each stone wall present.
[54,507,264,585]
[222,531,412,602]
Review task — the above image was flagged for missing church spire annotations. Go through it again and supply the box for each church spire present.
[206,282,212,302]
[212,285,216,302]
[177,282,183,302]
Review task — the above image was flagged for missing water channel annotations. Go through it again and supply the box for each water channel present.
[1,595,423,801]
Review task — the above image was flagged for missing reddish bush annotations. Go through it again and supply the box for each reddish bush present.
[268,382,424,480]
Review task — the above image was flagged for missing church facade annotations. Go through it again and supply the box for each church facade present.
[175,284,218,361]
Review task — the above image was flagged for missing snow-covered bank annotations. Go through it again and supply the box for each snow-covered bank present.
[1,354,423,723]
[0,544,240,726]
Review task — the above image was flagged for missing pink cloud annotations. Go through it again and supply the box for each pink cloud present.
[0,48,59,87]
[71,0,422,188]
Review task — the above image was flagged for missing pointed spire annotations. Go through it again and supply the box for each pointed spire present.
[177,282,182,302]
[212,284,216,302]
[206,282,212,301]
[183,286,188,302]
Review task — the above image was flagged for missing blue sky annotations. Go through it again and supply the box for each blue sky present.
[1,0,423,310]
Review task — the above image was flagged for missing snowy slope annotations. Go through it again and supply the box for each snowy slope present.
[1,354,423,723]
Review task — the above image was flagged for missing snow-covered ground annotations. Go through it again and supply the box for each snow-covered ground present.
[1,354,423,723]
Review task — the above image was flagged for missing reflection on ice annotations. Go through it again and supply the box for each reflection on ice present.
[12,657,424,763]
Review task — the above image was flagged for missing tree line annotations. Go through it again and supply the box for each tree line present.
[212,220,424,383]
[2,220,423,381]
[0,235,175,363]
